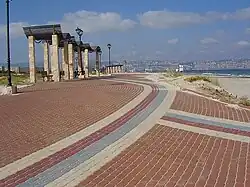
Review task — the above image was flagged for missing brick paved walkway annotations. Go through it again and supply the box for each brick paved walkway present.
[0,80,143,168]
[114,74,153,82]
[171,91,250,123]
[1,75,250,187]
[79,124,250,187]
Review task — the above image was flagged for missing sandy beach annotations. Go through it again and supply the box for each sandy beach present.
[217,77,250,98]
[151,72,250,107]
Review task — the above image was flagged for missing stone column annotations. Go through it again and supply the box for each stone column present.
[84,49,89,78]
[68,43,74,80]
[77,47,83,77]
[61,48,65,80]
[51,34,60,82]
[63,42,69,80]
[95,51,100,76]
[43,42,49,75]
[28,36,36,83]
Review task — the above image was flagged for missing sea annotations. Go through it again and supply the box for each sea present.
[1,62,250,77]
[184,69,250,77]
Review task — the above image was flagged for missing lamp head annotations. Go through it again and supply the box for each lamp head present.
[107,43,111,49]
[75,27,83,37]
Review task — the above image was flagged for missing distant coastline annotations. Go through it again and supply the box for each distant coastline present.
[184,69,250,77]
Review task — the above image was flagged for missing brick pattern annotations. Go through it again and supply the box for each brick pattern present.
[162,116,250,137]
[0,80,143,168]
[78,124,250,187]
[171,91,250,123]
[114,74,152,82]
[0,84,157,187]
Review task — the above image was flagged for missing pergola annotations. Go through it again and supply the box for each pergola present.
[105,64,124,74]
[22,24,103,82]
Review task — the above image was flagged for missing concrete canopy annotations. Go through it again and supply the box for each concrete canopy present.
[23,24,62,41]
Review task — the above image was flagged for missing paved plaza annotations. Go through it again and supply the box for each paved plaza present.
[0,74,250,187]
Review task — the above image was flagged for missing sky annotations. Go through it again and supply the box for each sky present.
[0,0,250,65]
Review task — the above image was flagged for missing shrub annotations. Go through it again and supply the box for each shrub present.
[184,76,211,83]
[239,96,250,106]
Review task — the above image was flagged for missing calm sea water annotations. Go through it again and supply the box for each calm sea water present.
[185,69,250,76]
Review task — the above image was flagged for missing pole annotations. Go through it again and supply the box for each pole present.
[99,53,101,76]
[108,48,110,66]
[79,36,83,75]
[6,0,12,86]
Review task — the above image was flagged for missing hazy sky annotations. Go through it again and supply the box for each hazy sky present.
[0,0,250,65]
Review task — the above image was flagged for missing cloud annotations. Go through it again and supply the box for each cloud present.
[168,38,179,44]
[237,40,250,46]
[0,22,28,39]
[0,10,136,39]
[138,7,250,28]
[60,10,136,34]
[138,11,208,28]
[246,28,250,34]
[200,37,219,44]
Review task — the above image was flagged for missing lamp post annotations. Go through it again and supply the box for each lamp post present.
[75,27,83,42]
[107,44,111,66]
[6,0,12,86]
[98,50,102,76]
[75,27,83,75]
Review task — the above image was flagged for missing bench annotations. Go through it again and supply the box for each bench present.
[41,71,53,82]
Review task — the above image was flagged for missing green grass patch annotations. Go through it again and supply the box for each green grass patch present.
[0,74,29,85]
[184,76,211,83]
[239,96,250,106]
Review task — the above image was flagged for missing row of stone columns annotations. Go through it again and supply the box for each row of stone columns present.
[28,34,91,83]
[106,66,124,74]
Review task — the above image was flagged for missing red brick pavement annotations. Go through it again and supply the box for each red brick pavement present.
[171,91,250,123]
[79,124,250,187]
[162,116,250,138]
[0,80,143,168]
[0,84,158,187]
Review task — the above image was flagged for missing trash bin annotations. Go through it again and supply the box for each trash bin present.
[12,85,17,94]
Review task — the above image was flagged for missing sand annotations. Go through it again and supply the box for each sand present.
[0,85,31,95]
[217,77,250,98]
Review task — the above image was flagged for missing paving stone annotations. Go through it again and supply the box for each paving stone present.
[171,91,250,123]
[78,124,250,187]
[0,80,143,168]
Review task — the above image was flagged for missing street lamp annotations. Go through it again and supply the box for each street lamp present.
[75,27,83,75]
[6,0,12,86]
[107,43,111,66]
[75,27,83,42]
[98,50,102,76]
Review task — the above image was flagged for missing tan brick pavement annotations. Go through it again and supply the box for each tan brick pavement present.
[171,91,250,123]
[0,80,143,168]
[79,124,250,187]
[114,74,153,82]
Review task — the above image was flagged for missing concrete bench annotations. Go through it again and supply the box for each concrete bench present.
[41,71,53,82]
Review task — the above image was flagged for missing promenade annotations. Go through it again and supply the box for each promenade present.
[0,74,249,187]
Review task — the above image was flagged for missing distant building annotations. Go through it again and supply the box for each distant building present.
[175,65,184,72]
[145,68,153,72]
[0,66,5,72]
